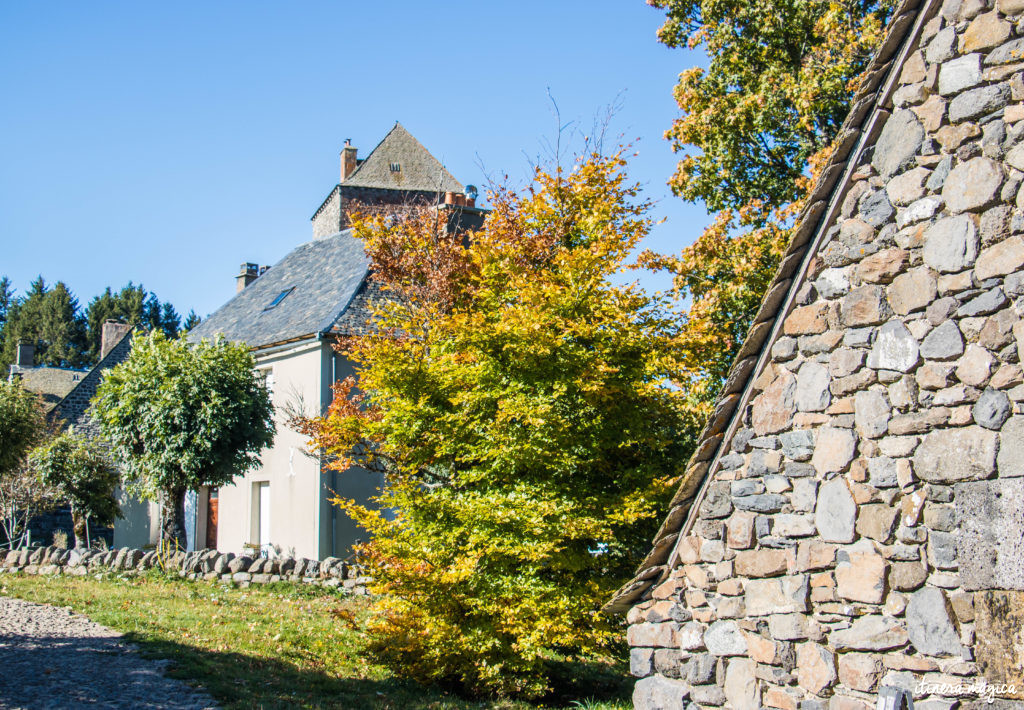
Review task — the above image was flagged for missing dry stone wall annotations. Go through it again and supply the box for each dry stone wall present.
[0,546,370,593]
[628,0,1024,707]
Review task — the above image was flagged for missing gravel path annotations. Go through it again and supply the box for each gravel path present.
[0,596,217,709]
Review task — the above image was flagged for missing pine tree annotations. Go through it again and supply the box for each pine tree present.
[83,283,180,361]
[182,310,201,332]
[0,278,88,370]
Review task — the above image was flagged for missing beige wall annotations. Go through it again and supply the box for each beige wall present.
[112,490,160,549]
[216,338,383,560]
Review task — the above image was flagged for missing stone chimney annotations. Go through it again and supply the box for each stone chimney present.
[236,263,260,293]
[15,342,34,368]
[341,140,358,182]
[100,321,132,360]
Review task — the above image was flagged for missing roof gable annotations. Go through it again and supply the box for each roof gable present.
[188,231,370,349]
[342,123,463,194]
[16,367,85,411]
[52,328,134,438]
[606,0,936,613]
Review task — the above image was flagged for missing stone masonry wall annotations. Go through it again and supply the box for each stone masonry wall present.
[311,184,446,239]
[0,546,369,594]
[628,0,1024,707]
[312,186,342,240]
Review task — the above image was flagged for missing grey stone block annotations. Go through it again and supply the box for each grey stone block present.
[956,478,1024,590]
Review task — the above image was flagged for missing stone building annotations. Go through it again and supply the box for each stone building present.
[4,322,133,547]
[612,0,1024,706]
[8,342,87,412]
[311,122,467,239]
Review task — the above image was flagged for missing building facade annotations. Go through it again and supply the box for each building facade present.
[616,0,1024,706]
[185,123,483,560]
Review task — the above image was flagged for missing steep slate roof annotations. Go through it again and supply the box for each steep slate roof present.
[188,230,376,349]
[15,367,86,411]
[52,329,134,438]
[342,123,463,194]
[329,278,388,338]
[606,0,935,613]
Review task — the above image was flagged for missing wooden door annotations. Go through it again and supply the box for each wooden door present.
[205,488,218,549]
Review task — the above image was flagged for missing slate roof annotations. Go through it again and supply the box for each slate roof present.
[329,278,388,338]
[605,0,934,613]
[188,230,376,349]
[342,123,463,194]
[14,367,86,412]
[52,329,134,438]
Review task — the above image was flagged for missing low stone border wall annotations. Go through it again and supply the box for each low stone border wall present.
[0,546,370,594]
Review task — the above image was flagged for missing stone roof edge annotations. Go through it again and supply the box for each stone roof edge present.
[50,327,135,426]
[604,0,941,614]
[344,123,403,186]
[312,184,341,221]
[345,122,462,193]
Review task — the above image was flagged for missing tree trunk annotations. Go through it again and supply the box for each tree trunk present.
[160,488,188,551]
[71,507,88,549]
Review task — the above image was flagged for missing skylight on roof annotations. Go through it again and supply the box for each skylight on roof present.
[264,287,295,311]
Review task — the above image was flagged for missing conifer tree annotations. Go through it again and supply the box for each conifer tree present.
[0,278,88,369]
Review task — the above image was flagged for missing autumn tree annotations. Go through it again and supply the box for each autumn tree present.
[30,430,121,548]
[642,0,894,417]
[92,332,274,548]
[301,150,694,698]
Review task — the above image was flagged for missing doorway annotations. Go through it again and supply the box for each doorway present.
[253,481,271,555]
[205,488,218,549]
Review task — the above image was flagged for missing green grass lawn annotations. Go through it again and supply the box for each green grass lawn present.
[0,572,631,710]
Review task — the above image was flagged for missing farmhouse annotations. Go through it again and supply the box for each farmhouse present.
[615,0,1024,706]
[4,322,134,547]
[174,123,484,559]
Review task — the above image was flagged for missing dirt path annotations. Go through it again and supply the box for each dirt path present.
[0,596,216,709]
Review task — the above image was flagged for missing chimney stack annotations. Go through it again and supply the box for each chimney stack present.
[341,140,358,182]
[236,263,260,293]
[100,320,132,360]
[15,341,34,369]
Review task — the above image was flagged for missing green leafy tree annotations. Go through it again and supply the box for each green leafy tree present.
[652,0,893,211]
[93,332,275,548]
[300,150,693,698]
[0,380,46,476]
[0,380,51,546]
[29,430,121,548]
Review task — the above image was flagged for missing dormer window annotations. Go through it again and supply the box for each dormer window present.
[389,162,401,172]
[264,287,295,310]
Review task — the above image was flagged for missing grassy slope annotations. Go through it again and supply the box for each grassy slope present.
[0,573,631,710]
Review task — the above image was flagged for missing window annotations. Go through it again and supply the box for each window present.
[264,287,295,310]
[389,162,401,172]
[258,367,274,396]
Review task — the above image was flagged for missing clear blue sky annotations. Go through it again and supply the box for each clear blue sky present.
[0,1,710,320]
